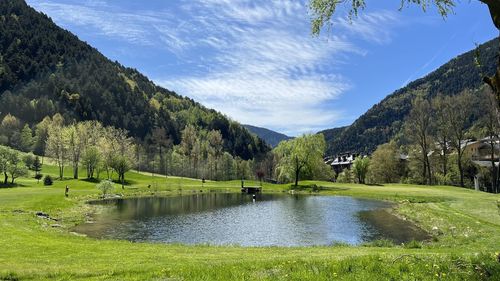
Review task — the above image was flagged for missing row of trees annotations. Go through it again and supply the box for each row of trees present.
[0,112,266,185]
[136,124,259,181]
[43,116,135,189]
[403,88,498,191]
[335,88,499,193]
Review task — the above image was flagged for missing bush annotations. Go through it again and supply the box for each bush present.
[97,180,114,198]
[43,175,53,186]
[34,174,43,182]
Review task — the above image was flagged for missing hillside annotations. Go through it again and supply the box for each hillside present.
[0,0,268,160]
[321,38,499,155]
[243,125,292,147]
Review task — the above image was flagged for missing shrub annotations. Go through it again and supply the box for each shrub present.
[34,173,43,183]
[43,175,53,186]
[97,180,114,198]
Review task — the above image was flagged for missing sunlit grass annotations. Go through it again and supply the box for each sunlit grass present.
[0,165,499,280]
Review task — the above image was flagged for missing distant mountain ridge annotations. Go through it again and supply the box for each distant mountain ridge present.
[320,37,499,156]
[0,0,268,159]
[243,125,292,147]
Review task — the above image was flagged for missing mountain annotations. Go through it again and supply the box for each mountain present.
[243,125,292,147]
[0,0,268,159]
[321,37,499,156]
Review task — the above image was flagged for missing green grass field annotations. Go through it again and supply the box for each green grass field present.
[1,165,499,280]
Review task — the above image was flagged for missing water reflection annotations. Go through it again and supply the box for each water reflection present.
[75,194,429,247]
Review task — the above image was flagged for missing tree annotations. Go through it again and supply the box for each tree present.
[45,114,67,180]
[0,147,15,184]
[207,130,223,180]
[369,142,402,183]
[0,150,27,184]
[33,156,42,182]
[65,123,87,179]
[432,96,452,177]
[180,125,198,177]
[220,152,235,180]
[474,88,499,193]
[443,91,475,187]
[235,157,251,180]
[7,159,28,184]
[406,97,434,185]
[33,116,52,158]
[81,146,101,179]
[108,128,135,189]
[275,134,327,186]
[0,114,21,147]
[22,153,35,170]
[111,156,132,189]
[150,127,172,176]
[352,157,370,184]
[309,0,500,111]
[337,168,354,183]
[19,124,33,152]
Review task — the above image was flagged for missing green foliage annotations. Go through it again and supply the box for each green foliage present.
[368,142,403,184]
[22,153,34,170]
[352,157,370,184]
[320,38,498,156]
[403,240,423,249]
[310,0,455,35]
[337,168,354,183]
[34,173,42,182]
[0,0,268,161]
[81,146,100,179]
[43,175,53,186]
[96,179,114,197]
[0,161,500,280]
[274,134,328,185]
[0,146,27,184]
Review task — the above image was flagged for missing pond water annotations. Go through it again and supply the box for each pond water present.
[74,193,430,247]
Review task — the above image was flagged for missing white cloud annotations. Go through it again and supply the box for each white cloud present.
[27,0,401,136]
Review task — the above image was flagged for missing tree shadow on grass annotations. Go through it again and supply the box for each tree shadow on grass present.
[0,182,28,188]
[81,178,101,184]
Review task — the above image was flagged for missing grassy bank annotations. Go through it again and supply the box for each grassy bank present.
[0,166,499,280]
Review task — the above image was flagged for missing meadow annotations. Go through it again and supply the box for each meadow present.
[1,164,500,280]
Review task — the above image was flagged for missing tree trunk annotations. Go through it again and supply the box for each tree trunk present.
[441,138,448,176]
[490,141,497,193]
[3,172,7,185]
[121,173,125,190]
[73,164,78,179]
[458,152,464,187]
[294,156,300,187]
[422,150,427,185]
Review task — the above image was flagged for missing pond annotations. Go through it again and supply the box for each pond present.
[74,193,430,247]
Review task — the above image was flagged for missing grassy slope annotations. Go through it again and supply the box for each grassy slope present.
[0,166,499,280]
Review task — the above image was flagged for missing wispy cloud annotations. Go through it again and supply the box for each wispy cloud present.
[27,0,401,136]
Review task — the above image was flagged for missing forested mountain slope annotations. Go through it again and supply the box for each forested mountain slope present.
[0,0,268,160]
[243,125,292,148]
[320,37,499,155]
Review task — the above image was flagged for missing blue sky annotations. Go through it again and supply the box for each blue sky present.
[26,0,497,136]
